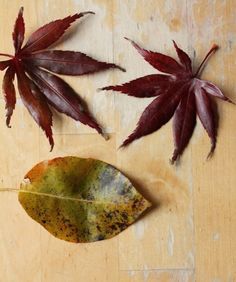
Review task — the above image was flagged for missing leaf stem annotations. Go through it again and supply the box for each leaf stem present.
[0,188,19,193]
[194,44,219,77]
[0,53,14,58]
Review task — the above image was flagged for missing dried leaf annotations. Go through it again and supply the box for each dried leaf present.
[2,65,16,127]
[0,7,124,149]
[102,38,233,163]
[16,64,54,150]
[12,7,25,53]
[21,12,92,54]
[25,65,103,136]
[19,157,151,243]
[24,50,125,75]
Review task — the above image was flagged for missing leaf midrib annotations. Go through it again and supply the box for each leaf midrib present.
[23,19,62,51]
[19,189,129,206]
[30,68,83,118]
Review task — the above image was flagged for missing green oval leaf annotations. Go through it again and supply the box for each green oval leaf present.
[19,157,151,243]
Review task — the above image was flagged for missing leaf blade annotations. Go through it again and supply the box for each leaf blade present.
[0,60,11,71]
[172,40,192,73]
[195,85,216,158]
[101,74,173,98]
[23,50,124,75]
[121,83,187,147]
[16,66,54,149]
[25,65,104,137]
[19,157,151,243]
[12,7,25,53]
[21,12,93,54]
[2,65,16,127]
[126,37,184,75]
[171,87,196,163]
[200,79,234,103]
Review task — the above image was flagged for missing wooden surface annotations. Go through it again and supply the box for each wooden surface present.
[0,0,235,281]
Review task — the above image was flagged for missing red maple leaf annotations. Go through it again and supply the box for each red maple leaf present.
[101,38,233,163]
[0,7,124,150]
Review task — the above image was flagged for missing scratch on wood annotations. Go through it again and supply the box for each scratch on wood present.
[167,226,174,257]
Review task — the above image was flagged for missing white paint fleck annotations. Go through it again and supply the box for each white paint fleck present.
[212,278,221,282]
[134,220,145,240]
[75,122,81,129]
[227,275,235,282]
[16,98,23,106]
[127,270,135,277]
[167,226,174,256]
[21,178,31,186]
[143,265,149,282]
[186,251,195,267]
[187,215,194,231]
[212,232,220,241]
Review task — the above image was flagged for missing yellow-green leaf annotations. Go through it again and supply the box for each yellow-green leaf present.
[19,157,151,243]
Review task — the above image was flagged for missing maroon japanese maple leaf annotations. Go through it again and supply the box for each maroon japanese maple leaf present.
[101,38,233,163]
[0,7,124,150]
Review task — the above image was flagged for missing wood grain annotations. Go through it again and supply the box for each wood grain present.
[0,1,235,281]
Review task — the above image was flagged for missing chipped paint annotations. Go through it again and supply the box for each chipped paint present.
[143,265,149,282]
[134,220,145,240]
[212,232,220,241]
[167,226,174,256]
[212,278,221,282]
[186,251,195,267]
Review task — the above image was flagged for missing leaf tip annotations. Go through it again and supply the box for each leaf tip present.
[109,64,126,72]
[226,97,235,104]
[170,158,176,165]
[147,200,152,208]
[98,86,112,92]
[80,11,95,16]
[6,116,12,128]
[172,40,177,47]
[170,151,180,166]
[49,143,54,152]
[119,142,128,150]
[124,37,135,45]
[212,44,219,51]
[116,65,126,72]
[206,143,216,160]
[19,7,24,14]
[102,132,109,141]
[124,37,136,46]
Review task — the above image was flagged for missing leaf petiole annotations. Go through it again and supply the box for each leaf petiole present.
[0,53,14,58]
[194,44,219,77]
[0,188,19,193]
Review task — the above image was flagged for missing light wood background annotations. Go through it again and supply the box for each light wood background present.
[0,0,235,281]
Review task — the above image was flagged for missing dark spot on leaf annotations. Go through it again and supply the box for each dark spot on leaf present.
[121,212,128,220]
[95,235,105,241]
[110,224,117,231]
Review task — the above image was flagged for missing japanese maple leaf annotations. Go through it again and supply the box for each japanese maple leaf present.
[0,7,124,150]
[101,38,233,163]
